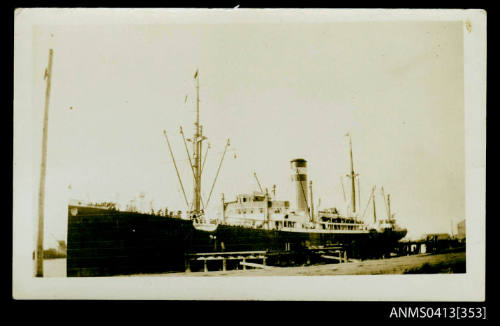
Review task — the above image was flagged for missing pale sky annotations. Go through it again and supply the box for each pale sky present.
[26,17,465,245]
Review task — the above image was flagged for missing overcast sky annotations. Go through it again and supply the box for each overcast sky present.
[26,16,465,245]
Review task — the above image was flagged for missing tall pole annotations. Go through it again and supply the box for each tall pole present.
[387,194,391,221]
[35,49,53,277]
[192,69,201,216]
[346,133,356,214]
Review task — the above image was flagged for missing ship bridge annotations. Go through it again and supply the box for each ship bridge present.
[222,191,294,228]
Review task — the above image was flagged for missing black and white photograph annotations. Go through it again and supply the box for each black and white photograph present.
[13,8,486,301]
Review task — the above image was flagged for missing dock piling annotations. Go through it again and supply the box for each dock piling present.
[185,250,268,273]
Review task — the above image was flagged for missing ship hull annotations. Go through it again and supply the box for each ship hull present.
[67,207,194,276]
[357,229,409,258]
[191,225,372,254]
[67,206,406,276]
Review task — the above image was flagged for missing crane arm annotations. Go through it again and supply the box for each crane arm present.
[254,172,264,193]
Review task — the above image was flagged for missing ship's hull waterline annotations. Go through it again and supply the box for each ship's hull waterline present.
[67,205,406,276]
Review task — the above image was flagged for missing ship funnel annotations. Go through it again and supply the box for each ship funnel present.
[290,158,308,212]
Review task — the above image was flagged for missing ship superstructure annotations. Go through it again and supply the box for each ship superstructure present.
[219,157,368,235]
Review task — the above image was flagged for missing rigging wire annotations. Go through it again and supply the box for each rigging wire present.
[361,187,374,221]
[162,130,189,210]
[205,139,230,208]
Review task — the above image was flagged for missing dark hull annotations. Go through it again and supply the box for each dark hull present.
[67,208,194,276]
[192,225,371,254]
[356,229,408,258]
[67,206,406,276]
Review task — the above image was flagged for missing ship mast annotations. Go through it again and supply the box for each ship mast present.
[346,133,358,215]
[381,186,390,221]
[190,69,205,217]
[163,70,230,220]
[387,193,391,221]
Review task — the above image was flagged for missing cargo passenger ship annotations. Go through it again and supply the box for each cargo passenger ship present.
[67,71,406,276]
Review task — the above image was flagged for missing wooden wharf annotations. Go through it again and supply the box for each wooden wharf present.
[184,245,351,273]
[185,251,268,272]
[306,246,349,263]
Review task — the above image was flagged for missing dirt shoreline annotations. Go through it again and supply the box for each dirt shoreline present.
[130,250,465,277]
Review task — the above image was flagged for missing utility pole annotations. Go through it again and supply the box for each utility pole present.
[35,49,53,277]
